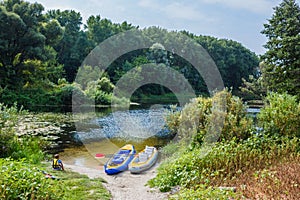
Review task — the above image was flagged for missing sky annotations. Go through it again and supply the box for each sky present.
[27,0,299,55]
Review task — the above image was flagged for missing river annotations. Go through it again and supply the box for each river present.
[59,105,173,169]
[57,105,260,169]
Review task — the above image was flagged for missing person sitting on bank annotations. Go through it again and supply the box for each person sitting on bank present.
[52,154,64,171]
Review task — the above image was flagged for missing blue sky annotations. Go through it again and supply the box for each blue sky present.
[28,0,299,55]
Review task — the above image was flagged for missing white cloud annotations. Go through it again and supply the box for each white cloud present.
[200,0,279,14]
[138,0,159,10]
[138,1,212,22]
[164,2,206,21]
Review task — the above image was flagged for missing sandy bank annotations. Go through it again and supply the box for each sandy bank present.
[64,163,168,200]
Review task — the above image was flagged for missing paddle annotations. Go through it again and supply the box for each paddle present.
[36,168,60,180]
[95,153,106,158]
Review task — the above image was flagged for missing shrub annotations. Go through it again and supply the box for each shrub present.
[165,90,253,147]
[10,136,47,163]
[0,158,64,199]
[94,90,112,105]
[57,83,87,106]
[0,103,22,157]
[0,104,46,162]
[258,92,300,137]
[149,135,299,192]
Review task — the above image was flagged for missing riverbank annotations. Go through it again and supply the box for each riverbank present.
[64,162,168,200]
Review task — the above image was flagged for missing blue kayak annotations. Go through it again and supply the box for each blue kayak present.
[104,144,136,175]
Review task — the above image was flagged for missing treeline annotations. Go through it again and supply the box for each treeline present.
[0,0,259,110]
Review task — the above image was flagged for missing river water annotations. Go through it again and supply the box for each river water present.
[60,105,173,169]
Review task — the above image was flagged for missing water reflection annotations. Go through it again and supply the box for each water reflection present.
[76,108,169,141]
[61,106,174,168]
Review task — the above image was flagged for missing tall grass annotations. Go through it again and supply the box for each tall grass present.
[149,91,300,199]
[0,159,111,200]
[149,135,299,192]
[0,103,47,162]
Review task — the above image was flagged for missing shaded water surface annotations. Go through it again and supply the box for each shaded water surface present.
[60,106,173,168]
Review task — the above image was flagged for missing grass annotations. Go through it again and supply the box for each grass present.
[0,158,111,200]
[147,91,300,199]
[149,136,300,199]
[38,163,111,200]
[231,155,300,199]
[1,103,111,200]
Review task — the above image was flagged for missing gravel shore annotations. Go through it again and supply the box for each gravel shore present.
[64,163,168,200]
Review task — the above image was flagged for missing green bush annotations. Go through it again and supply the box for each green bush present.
[0,86,58,109]
[258,92,300,137]
[57,83,87,106]
[94,90,112,105]
[0,83,90,109]
[84,77,129,105]
[166,90,253,146]
[0,104,47,162]
[0,159,64,200]
[10,136,47,163]
[0,89,19,107]
[111,95,130,107]
[0,103,22,157]
[149,135,299,192]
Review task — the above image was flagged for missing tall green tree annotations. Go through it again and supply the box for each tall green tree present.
[86,15,136,45]
[46,9,89,82]
[0,0,45,88]
[193,35,259,90]
[261,0,300,97]
[0,0,63,89]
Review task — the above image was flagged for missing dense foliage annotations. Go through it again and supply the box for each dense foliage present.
[149,91,300,199]
[0,0,259,109]
[0,103,46,161]
[261,0,300,98]
[149,134,299,192]
[0,0,64,89]
[258,92,300,137]
[192,34,259,90]
[0,159,64,199]
[0,159,111,200]
[166,90,253,145]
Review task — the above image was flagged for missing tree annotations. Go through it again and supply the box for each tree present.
[86,15,114,45]
[46,9,88,82]
[261,0,300,97]
[0,0,65,89]
[193,35,259,90]
[40,19,63,47]
[0,0,46,88]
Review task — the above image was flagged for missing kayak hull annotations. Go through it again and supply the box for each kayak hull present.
[129,146,158,174]
[104,144,136,175]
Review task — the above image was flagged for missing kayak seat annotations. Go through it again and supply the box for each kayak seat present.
[139,152,148,162]
[145,146,154,155]
[119,150,130,154]
[112,156,124,164]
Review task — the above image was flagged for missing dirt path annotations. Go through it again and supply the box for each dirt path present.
[64,163,168,200]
